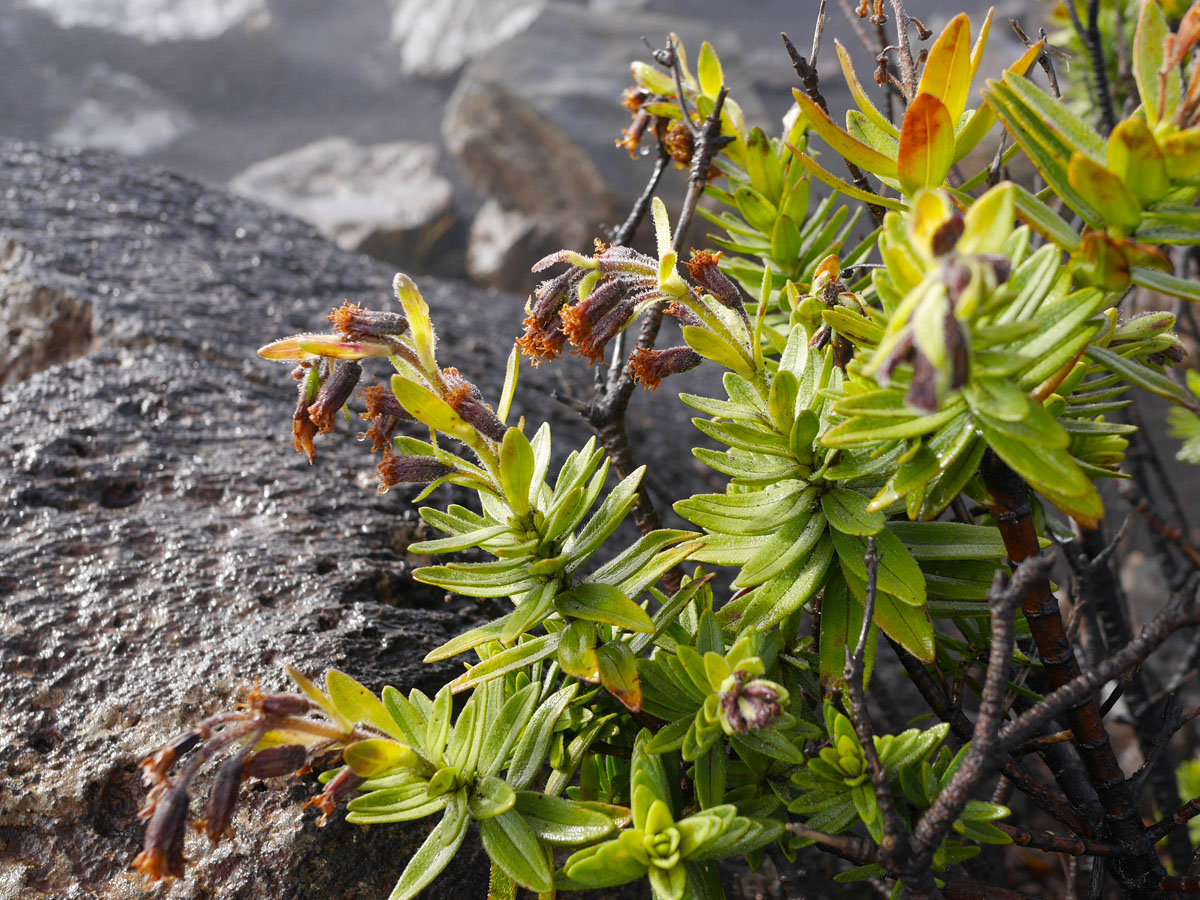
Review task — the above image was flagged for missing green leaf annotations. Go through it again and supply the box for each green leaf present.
[1130,265,1200,302]
[822,488,886,536]
[1084,344,1199,412]
[449,635,560,694]
[831,528,926,607]
[385,798,470,900]
[558,620,601,683]
[697,41,725,98]
[513,792,618,845]
[391,375,477,445]
[818,576,875,686]
[478,809,553,893]
[566,467,645,571]
[1134,0,1178,126]
[479,684,539,776]
[871,590,936,662]
[499,427,535,516]
[1067,152,1143,232]
[343,739,419,777]
[508,685,578,790]
[556,583,654,633]
[326,670,404,740]
[793,90,900,179]
[468,774,517,820]
[886,522,1011,560]
[597,642,643,712]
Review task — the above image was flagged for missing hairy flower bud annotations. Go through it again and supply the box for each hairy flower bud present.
[628,346,702,391]
[140,730,201,786]
[243,744,309,779]
[356,383,413,452]
[255,692,316,718]
[307,767,366,826]
[686,250,742,309]
[308,360,363,433]
[442,368,507,441]
[563,298,636,363]
[327,301,408,339]
[293,362,322,463]
[203,755,243,845]
[132,781,189,880]
[376,451,453,493]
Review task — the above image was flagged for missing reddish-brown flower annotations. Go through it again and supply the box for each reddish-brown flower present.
[442,368,507,441]
[376,451,453,493]
[308,360,363,433]
[132,782,190,881]
[327,301,408,339]
[628,346,702,391]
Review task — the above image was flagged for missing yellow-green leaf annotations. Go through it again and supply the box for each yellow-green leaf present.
[793,90,899,180]
[326,670,405,740]
[391,375,477,444]
[897,94,955,195]
[697,41,724,97]
[917,13,972,122]
[344,738,419,777]
[1134,0,1178,125]
[1107,117,1169,204]
[1066,152,1143,232]
[837,39,898,138]
[393,273,437,375]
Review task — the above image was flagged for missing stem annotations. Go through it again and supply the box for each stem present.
[981,453,1167,896]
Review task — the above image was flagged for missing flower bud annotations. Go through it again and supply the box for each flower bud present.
[563,298,635,363]
[357,383,413,453]
[243,744,309,779]
[255,692,316,718]
[140,730,201,786]
[308,360,363,433]
[376,451,453,493]
[328,301,408,339]
[718,671,786,734]
[442,368,507,441]
[930,214,964,257]
[132,782,189,880]
[203,755,243,845]
[686,250,742,309]
[628,346,702,391]
[307,768,366,826]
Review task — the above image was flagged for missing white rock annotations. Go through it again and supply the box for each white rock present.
[17,0,271,43]
[390,0,547,76]
[49,66,193,156]
[229,137,455,268]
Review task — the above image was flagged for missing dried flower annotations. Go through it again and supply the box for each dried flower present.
[629,346,702,391]
[203,755,244,845]
[377,451,453,493]
[327,301,408,339]
[685,250,742,310]
[357,383,413,453]
[243,744,309,779]
[308,360,363,433]
[442,368,507,441]
[132,782,190,880]
[293,362,322,463]
[307,768,366,826]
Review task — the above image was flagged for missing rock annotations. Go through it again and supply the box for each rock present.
[0,140,720,899]
[48,64,194,155]
[443,4,764,292]
[465,199,543,289]
[229,137,457,274]
[16,0,272,43]
[389,0,548,76]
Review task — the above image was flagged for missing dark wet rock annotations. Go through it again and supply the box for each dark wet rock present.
[229,137,457,274]
[0,139,718,899]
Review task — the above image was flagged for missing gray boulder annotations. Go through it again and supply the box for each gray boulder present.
[389,0,549,76]
[442,3,764,293]
[229,137,457,274]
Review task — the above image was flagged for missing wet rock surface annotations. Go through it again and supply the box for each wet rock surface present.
[0,140,717,899]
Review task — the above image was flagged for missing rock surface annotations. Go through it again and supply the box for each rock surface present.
[0,140,718,900]
[389,0,548,77]
[442,4,764,291]
[16,0,272,43]
[229,137,456,273]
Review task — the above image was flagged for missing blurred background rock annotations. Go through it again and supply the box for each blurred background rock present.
[2,0,1024,291]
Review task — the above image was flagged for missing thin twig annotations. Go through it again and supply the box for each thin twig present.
[997,824,1127,858]
[842,538,909,858]
[1085,0,1117,134]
